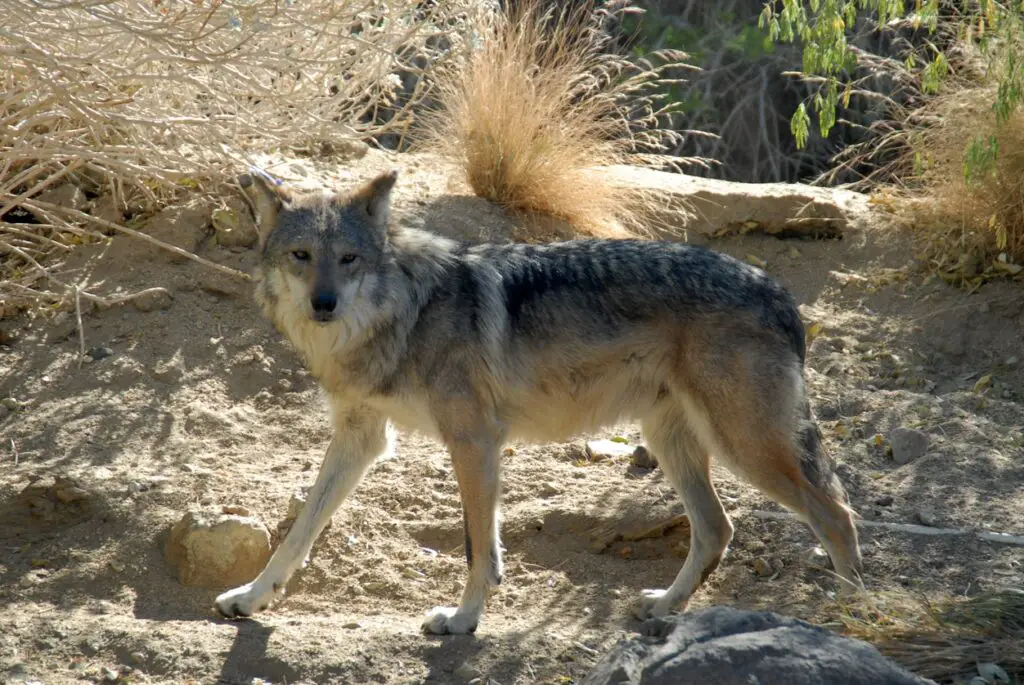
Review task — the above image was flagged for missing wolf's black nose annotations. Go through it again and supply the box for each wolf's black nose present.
[311,292,337,316]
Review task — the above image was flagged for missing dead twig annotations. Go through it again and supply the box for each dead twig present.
[752,510,1024,546]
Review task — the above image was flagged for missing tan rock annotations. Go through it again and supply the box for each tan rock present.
[212,197,258,249]
[165,506,271,588]
[36,183,87,211]
[599,165,867,239]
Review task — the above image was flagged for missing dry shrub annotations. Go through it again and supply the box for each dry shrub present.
[836,589,1024,683]
[414,0,704,238]
[0,0,477,315]
[900,88,1024,287]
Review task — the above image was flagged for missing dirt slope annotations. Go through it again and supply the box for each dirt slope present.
[1,150,1022,685]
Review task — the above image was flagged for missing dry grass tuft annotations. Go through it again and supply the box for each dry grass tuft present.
[414,0,706,238]
[835,588,1024,682]
[897,87,1024,288]
[0,0,476,316]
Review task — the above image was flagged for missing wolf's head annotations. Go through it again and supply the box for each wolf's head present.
[239,169,399,328]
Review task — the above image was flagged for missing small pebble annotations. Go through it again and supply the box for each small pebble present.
[100,665,119,682]
[630,445,658,469]
[539,481,562,497]
[454,664,482,681]
[87,346,114,361]
[915,508,937,526]
[132,289,173,312]
[752,557,774,577]
[1,397,20,411]
[806,546,831,567]
[889,427,929,465]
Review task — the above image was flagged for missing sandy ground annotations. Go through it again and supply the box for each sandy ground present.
[1,151,1022,685]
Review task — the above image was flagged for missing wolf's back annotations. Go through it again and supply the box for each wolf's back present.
[460,239,807,362]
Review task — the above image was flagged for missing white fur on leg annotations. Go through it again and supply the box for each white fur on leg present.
[214,406,387,620]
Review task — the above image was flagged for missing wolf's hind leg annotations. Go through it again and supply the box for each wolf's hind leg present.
[634,410,734,619]
[214,405,388,619]
[422,434,503,635]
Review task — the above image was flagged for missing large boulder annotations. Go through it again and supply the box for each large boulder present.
[582,606,935,685]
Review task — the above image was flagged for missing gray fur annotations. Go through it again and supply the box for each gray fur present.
[213,171,863,635]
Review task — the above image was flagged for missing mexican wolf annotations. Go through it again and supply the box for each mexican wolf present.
[214,169,863,634]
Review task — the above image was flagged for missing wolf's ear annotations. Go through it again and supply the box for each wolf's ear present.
[238,172,292,248]
[350,169,398,236]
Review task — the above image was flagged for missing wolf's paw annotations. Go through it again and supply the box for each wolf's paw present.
[421,606,478,635]
[632,589,669,621]
[633,588,691,622]
[214,581,279,619]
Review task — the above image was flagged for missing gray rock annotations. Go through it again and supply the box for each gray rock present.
[915,508,937,527]
[889,427,929,465]
[582,607,935,685]
[88,346,114,361]
[630,445,658,469]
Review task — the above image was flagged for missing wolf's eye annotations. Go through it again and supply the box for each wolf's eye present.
[339,254,358,265]
[291,250,310,262]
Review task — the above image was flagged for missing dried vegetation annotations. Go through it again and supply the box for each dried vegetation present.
[413,0,707,238]
[0,0,477,315]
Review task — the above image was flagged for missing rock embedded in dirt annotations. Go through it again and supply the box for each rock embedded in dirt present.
[15,476,95,526]
[875,494,895,507]
[137,204,213,264]
[88,346,114,361]
[599,165,865,239]
[582,607,936,685]
[164,506,272,588]
[915,508,937,527]
[586,439,635,462]
[630,445,658,469]
[90,194,125,230]
[212,199,258,249]
[889,427,929,465]
[453,663,483,682]
[752,557,774,577]
[36,183,87,212]
[151,353,185,383]
[806,546,832,569]
[132,289,173,312]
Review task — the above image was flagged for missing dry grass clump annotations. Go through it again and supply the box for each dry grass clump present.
[898,90,1024,288]
[0,0,476,316]
[414,0,705,238]
[836,589,1024,683]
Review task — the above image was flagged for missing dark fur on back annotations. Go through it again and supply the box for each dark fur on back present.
[458,239,806,361]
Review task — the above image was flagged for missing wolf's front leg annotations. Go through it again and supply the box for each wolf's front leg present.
[423,435,503,635]
[215,405,389,619]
